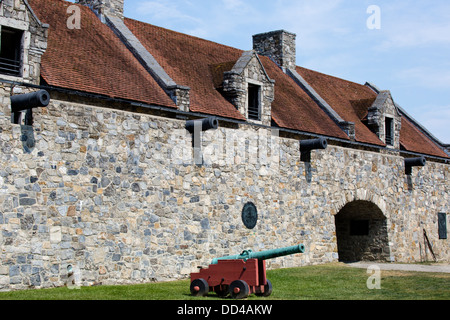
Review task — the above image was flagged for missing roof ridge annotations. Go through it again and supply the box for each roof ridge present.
[124,17,245,53]
[296,65,368,89]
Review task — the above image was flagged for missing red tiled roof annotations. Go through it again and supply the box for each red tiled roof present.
[262,58,349,139]
[29,0,176,108]
[296,66,383,146]
[400,117,449,158]
[125,19,348,138]
[29,0,448,158]
[296,66,448,157]
[125,18,245,120]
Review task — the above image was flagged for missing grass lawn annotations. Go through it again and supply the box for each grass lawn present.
[0,263,448,300]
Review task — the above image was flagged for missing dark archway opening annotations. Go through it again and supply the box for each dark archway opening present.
[335,200,390,262]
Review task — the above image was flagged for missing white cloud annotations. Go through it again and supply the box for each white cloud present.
[129,0,262,43]
[374,1,450,50]
[268,0,351,48]
[221,0,250,12]
[379,23,450,50]
[396,67,450,89]
[129,0,357,50]
[131,0,202,29]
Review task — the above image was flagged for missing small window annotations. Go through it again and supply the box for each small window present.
[350,220,369,236]
[247,84,260,120]
[0,26,23,77]
[385,117,394,146]
[438,212,447,240]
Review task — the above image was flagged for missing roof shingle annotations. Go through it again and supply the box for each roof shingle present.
[30,0,176,108]
[400,117,449,158]
[125,18,246,120]
[296,66,383,145]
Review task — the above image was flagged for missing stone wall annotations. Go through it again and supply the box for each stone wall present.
[0,82,448,290]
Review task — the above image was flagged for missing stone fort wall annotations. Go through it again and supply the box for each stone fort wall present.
[0,83,449,290]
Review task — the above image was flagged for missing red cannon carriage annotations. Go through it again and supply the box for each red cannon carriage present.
[190,244,305,299]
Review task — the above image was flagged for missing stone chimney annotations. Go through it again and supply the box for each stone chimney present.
[253,30,296,71]
[76,0,124,20]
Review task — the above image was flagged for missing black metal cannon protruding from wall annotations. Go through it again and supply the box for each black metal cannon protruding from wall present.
[185,117,219,165]
[405,156,426,175]
[300,137,328,162]
[185,117,219,133]
[11,89,51,125]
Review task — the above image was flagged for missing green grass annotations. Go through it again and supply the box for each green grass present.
[0,263,448,300]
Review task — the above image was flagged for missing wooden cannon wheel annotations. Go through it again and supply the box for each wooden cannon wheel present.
[190,278,209,296]
[255,279,273,297]
[229,280,250,299]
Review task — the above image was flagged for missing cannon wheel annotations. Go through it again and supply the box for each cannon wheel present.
[229,280,250,299]
[256,279,273,297]
[190,278,209,297]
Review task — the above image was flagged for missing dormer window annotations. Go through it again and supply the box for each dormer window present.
[367,91,401,149]
[218,50,274,126]
[0,26,23,77]
[385,117,394,146]
[247,83,261,120]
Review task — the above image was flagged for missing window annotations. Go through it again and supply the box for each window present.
[350,220,369,236]
[0,26,23,77]
[247,84,260,120]
[385,117,394,146]
[438,212,447,240]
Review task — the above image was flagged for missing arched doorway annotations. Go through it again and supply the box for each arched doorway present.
[335,200,390,262]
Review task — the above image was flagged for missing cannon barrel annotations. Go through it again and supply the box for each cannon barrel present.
[185,117,219,133]
[300,137,327,152]
[11,90,50,112]
[405,156,426,168]
[211,244,305,264]
[405,156,426,174]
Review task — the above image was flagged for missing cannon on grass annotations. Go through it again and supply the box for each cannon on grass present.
[190,244,305,299]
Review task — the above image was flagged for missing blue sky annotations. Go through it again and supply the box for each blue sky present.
[79,0,450,143]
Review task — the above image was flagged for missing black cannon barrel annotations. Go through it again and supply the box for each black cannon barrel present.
[405,156,426,168]
[11,90,50,112]
[185,117,219,133]
[405,156,426,174]
[300,137,328,152]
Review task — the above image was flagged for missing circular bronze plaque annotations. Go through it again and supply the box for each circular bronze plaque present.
[242,202,258,229]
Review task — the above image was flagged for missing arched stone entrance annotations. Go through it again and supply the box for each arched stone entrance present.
[334,200,391,262]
